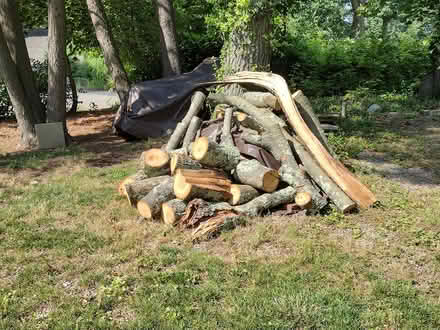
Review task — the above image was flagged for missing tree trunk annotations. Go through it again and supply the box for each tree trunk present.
[221,9,272,95]
[0,0,45,124]
[0,28,38,148]
[154,0,181,77]
[48,0,68,138]
[66,55,78,113]
[351,0,366,38]
[86,0,130,128]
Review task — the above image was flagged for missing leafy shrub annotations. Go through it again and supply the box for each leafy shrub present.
[0,59,72,120]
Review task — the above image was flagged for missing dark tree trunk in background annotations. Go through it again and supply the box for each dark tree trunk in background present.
[0,28,39,148]
[222,10,272,96]
[0,0,45,123]
[66,55,78,113]
[87,0,130,130]
[351,0,366,38]
[48,0,69,138]
[154,0,181,77]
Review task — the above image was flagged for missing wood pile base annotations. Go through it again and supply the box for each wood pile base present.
[117,75,376,241]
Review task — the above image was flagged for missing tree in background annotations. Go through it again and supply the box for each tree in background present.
[0,0,45,148]
[47,0,69,138]
[351,0,367,38]
[86,0,130,128]
[154,0,181,77]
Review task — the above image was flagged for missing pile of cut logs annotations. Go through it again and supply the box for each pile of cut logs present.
[117,72,376,241]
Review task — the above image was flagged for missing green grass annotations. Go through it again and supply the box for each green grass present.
[1,105,440,328]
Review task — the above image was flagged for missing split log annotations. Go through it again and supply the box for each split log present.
[222,71,376,208]
[292,90,336,157]
[139,149,170,177]
[191,136,241,171]
[170,153,203,175]
[117,171,148,196]
[162,199,187,226]
[221,107,234,146]
[242,91,281,111]
[294,191,312,210]
[166,91,206,151]
[177,168,229,179]
[179,172,231,188]
[173,173,232,202]
[229,184,260,205]
[182,116,202,149]
[137,177,175,219]
[179,199,235,228]
[124,175,170,207]
[234,159,279,193]
[235,186,297,216]
[281,129,356,213]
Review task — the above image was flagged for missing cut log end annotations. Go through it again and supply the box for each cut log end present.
[137,200,152,219]
[142,149,170,168]
[295,191,312,209]
[191,136,209,161]
[174,173,192,200]
[263,171,280,193]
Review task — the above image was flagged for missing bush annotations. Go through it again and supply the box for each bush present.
[0,59,72,120]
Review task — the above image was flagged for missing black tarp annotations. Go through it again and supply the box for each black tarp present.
[114,57,217,139]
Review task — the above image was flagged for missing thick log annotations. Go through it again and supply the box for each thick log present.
[170,153,203,175]
[292,90,336,157]
[173,173,232,202]
[139,149,170,177]
[295,191,312,210]
[221,107,234,146]
[191,136,241,171]
[234,159,279,193]
[137,177,175,219]
[117,171,148,196]
[182,116,202,149]
[234,112,265,133]
[166,90,206,151]
[162,199,187,225]
[229,184,260,205]
[281,129,356,213]
[241,126,327,211]
[124,175,170,207]
[222,72,376,208]
[242,91,280,110]
[235,186,297,216]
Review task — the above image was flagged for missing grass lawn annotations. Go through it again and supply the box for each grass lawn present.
[1,109,440,329]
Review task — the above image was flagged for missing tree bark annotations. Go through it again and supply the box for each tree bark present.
[234,159,279,193]
[137,177,175,219]
[242,92,280,111]
[351,0,366,38]
[221,9,272,95]
[170,153,203,175]
[48,0,68,138]
[86,0,130,129]
[174,173,232,202]
[0,0,45,124]
[191,136,241,171]
[66,55,78,113]
[229,184,260,206]
[182,116,202,149]
[162,199,187,225]
[154,0,181,77]
[139,149,170,177]
[0,27,38,148]
[123,175,171,207]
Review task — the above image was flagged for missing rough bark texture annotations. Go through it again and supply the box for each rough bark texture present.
[234,160,279,193]
[66,56,78,113]
[124,175,170,207]
[170,153,203,175]
[154,0,181,77]
[47,0,67,135]
[117,171,148,196]
[0,0,45,123]
[222,9,272,96]
[166,91,206,151]
[182,116,202,149]
[292,90,335,157]
[221,107,234,146]
[235,186,297,217]
[229,184,260,206]
[174,173,232,202]
[351,0,366,38]
[137,177,174,219]
[162,199,187,225]
[191,137,241,171]
[242,92,280,110]
[87,0,130,127]
[222,71,376,208]
[283,130,356,213]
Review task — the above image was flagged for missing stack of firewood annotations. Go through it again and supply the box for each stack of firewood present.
[117,72,376,241]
